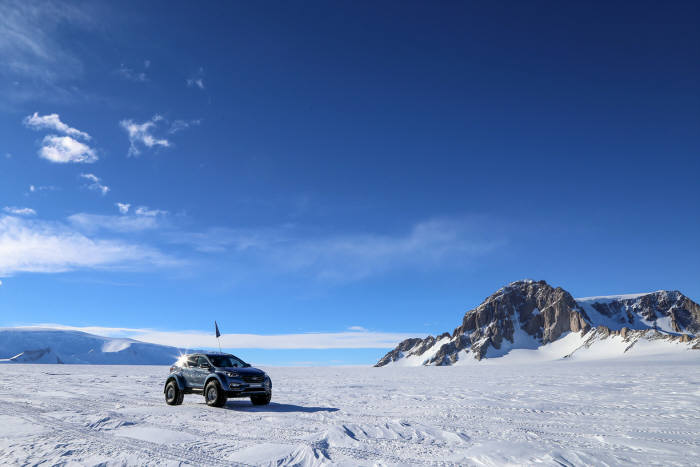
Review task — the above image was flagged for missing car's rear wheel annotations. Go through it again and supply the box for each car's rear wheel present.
[204,380,227,407]
[251,392,271,406]
[165,380,184,406]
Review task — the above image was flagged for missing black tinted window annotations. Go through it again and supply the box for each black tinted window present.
[208,355,245,368]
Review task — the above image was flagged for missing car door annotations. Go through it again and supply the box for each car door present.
[193,356,211,388]
[183,355,198,387]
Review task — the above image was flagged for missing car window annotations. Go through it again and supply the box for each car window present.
[186,356,198,368]
[197,356,210,367]
[208,355,246,368]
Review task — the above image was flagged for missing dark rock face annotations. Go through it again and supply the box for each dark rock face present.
[376,280,591,366]
[374,338,424,367]
[581,291,700,335]
[375,280,700,367]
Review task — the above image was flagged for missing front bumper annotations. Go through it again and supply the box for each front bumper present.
[226,383,270,397]
[222,375,271,397]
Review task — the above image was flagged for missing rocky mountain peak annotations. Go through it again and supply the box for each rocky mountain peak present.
[376,280,700,367]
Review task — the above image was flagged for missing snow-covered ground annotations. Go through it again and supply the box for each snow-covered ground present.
[1,358,699,466]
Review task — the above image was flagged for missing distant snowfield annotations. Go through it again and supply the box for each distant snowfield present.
[1,359,699,466]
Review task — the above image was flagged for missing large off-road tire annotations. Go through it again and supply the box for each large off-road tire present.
[250,392,271,406]
[165,380,184,406]
[204,380,227,407]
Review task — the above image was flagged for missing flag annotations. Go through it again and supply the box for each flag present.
[215,321,221,338]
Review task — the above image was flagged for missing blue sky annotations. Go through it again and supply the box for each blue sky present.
[1,1,698,365]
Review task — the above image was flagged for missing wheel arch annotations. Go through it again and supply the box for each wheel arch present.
[204,374,225,389]
[164,374,185,393]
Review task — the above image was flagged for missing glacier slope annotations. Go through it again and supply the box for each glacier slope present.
[0,328,182,365]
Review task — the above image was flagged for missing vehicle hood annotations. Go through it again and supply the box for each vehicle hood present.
[217,367,265,376]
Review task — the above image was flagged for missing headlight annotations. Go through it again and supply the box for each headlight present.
[225,371,239,378]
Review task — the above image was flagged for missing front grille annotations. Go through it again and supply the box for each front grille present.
[242,375,264,383]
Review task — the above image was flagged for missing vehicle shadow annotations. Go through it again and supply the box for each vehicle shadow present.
[222,401,340,413]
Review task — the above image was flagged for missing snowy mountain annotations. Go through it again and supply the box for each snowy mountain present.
[0,328,183,365]
[376,280,700,366]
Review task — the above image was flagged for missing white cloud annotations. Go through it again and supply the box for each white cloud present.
[135,206,168,217]
[39,135,97,163]
[68,213,162,233]
[5,153,12,159]
[3,207,36,216]
[0,215,175,276]
[79,173,109,195]
[13,324,423,349]
[119,115,171,157]
[23,112,90,140]
[0,279,2,286]
[116,203,130,214]
[348,326,368,332]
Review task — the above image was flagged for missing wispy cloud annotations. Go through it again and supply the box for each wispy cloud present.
[0,215,175,276]
[69,206,167,233]
[3,207,36,216]
[0,1,96,104]
[28,184,56,194]
[170,218,505,282]
[39,135,97,163]
[168,119,200,134]
[116,63,147,82]
[23,112,90,140]
[134,206,168,217]
[13,324,423,349]
[79,173,109,195]
[68,213,162,233]
[0,2,90,81]
[186,67,205,89]
[119,115,170,157]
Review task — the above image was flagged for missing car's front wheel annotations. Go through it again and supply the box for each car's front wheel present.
[165,380,184,406]
[250,392,271,406]
[204,380,227,407]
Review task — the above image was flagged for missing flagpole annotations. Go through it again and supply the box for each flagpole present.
[215,321,222,353]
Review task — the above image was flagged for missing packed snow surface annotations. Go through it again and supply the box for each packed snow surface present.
[1,358,699,466]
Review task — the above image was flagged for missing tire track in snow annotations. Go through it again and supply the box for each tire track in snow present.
[0,401,247,467]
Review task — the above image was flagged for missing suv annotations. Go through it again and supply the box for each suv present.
[164,352,272,407]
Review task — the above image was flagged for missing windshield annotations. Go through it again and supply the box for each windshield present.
[208,355,246,368]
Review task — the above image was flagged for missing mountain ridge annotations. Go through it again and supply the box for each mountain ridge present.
[0,328,183,365]
[376,280,700,366]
